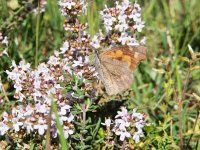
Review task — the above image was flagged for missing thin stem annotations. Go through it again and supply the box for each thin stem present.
[178,62,191,149]
[80,104,86,145]
[45,105,52,150]
[0,77,9,102]
[186,111,199,148]
[122,141,126,149]
[178,96,183,149]
[35,1,40,67]
[82,104,86,123]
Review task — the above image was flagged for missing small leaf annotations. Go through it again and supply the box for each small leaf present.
[193,93,200,102]
[188,44,197,60]
[190,65,200,71]
[152,68,165,74]
[180,57,190,63]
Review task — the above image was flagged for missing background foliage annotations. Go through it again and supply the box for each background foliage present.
[0,0,200,149]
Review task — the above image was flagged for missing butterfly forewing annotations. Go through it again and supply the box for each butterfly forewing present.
[100,45,147,70]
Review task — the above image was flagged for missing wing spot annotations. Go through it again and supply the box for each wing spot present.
[115,50,123,57]
[122,55,131,66]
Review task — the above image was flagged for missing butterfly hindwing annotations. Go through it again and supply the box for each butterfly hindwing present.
[94,45,147,95]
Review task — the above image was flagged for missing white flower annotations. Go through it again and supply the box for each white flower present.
[127,37,139,46]
[59,75,64,81]
[16,92,25,102]
[2,36,8,46]
[33,89,42,99]
[2,112,8,122]
[84,56,89,64]
[100,9,116,32]
[101,118,112,127]
[132,109,144,120]
[140,37,146,45]
[115,130,131,141]
[35,103,48,114]
[0,81,3,92]
[118,13,127,24]
[76,71,83,79]
[58,0,76,10]
[118,32,139,46]
[121,0,130,9]
[34,117,47,135]
[23,121,33,134]
[72,57,84,67]
[115,107,128,119]
[0,122,9,135]
[14,82,22,92]
[24,105,34,116]
[11,107,25,119]
[34,124,48,135]
[66,113,74,122]
[60,41,69,53]
[12,118,23,132]
[80,0,88,14]
[133,130,144,143]
[133,19,145,32]
[134,2,141,11]
[1,49,8,56]
[114,119,130,131]
[90,35,101,49]
[33,78,41,89]
[60,105,71,115]
[135,120,145,130]
[129,9,141,21]
[48,55,60,66]
[6,70,20,82]
[37,63,49,75]
[63,126,74,139]
[19,60,31,71]
[115,22,128,32]
[118,32,129,45]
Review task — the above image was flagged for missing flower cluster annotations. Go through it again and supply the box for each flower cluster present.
[90,0,146,49]
[0,102,74,139]
[5,0,96,104]
[3,32,97,137]
[58,0,97,82]
[102,107,147,144]
[1,0,94,140]
[59,0,87,16]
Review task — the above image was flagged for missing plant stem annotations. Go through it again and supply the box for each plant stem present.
[178,63,191,149]
[82,104,86,124]
[45,105,52,150]
[178,96,183,149]
[0,77,9,102]
[35,1,40,67]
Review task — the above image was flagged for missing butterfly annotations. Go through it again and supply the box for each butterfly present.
[94,45,147,95]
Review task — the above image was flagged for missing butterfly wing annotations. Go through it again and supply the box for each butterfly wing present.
[100,45,147,70]
[95,45,147,95]
[95,55,133,95]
